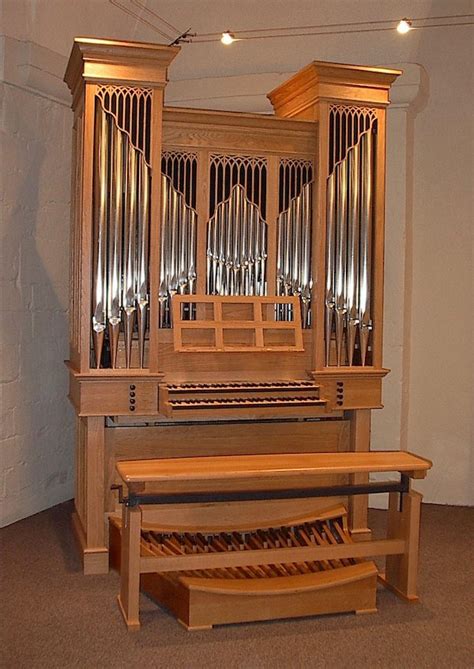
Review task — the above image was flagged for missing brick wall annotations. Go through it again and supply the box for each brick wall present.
[1,74,75,526]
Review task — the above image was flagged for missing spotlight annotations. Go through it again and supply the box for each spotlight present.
[397,19,412,34]
[221,31,235,45]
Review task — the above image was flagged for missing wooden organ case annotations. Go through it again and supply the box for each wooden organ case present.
[64,39,431,629]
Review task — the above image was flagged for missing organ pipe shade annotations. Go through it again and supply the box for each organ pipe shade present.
[159,151,198,328]
[277,159,313,328]
[325,104,377,367]
[91,87,151,368]
[207,154,267,298]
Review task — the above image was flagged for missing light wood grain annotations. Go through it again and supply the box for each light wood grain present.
[117,451,432,489]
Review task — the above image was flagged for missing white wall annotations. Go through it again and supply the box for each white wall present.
[1,0,472,525]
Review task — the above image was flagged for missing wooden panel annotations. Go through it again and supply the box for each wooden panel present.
[148,88,165,373]
[105,419,350,511]
[144,564,377,629]
[106,418,348,454]
[162,107,317,156]
[314,371,387,410]
[85,416,106,548]
[77,380,159,416]
[136,501,349,533]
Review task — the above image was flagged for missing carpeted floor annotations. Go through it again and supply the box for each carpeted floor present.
[1,501,473,668]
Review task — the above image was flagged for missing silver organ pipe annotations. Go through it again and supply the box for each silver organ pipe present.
[335,159,348,366]
[346,142,360,366]
[137,160,150,368]
[107,121,124,368]
[92,103,108,368]
[123,146,137,369]
[325,172,336,363]
[359,129,373,366]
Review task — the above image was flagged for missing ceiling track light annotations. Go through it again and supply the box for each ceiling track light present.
[221,31,236,45]
[397,18,413,34]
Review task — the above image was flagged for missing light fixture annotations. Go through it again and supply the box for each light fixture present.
[397,18,412,34]
[221,31,235,45]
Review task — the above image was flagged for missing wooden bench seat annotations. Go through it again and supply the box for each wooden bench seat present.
[116,450,431,495]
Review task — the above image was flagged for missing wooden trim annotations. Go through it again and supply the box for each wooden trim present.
[139,538,405,573]
[182,561,377,595]
[65,38,180,97]
[171,295,304,353]
[383,489,422,600]
[372,109,387,368]
[85,416,106,547]
[348,410,371,536]
[148,88,165,372]
[118,504,142,628]
[266,154,279,294]
[314,101,328,369]
[79,83,97,371]
[195,149,210,294]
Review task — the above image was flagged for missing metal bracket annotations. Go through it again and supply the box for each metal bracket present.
[119,476,411,508]
[110,484,125,504]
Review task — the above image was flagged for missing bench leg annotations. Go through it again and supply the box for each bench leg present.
[380,489,422,601]
[348,410,371,540]
[117,504,142,630]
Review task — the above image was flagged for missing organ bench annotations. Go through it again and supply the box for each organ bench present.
[113,451,431,629]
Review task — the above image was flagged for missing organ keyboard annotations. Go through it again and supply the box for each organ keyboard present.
[63,37,432,629]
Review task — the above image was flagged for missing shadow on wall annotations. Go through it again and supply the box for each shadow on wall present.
[1,80,75,526]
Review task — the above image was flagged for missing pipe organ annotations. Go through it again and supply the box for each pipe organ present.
[65,39,431,629]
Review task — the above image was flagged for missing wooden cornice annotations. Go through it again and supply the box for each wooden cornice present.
[268,60,402,118]
[64,37,180,107]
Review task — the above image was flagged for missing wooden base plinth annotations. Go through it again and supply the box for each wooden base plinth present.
[141,564,378,630]
[355,607,378,615]
[72,511,109,575]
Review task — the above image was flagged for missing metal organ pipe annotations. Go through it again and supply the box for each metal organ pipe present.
[325,173,336,364]
[108,122,124,368]
[359,129,373,366]
[92,104,109,368]
[346,142,360,367]
[334,159,348,366]
[123,143,137,369]
[137,159,150,368]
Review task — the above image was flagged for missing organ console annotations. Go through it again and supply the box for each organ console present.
[64,37,431,629]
